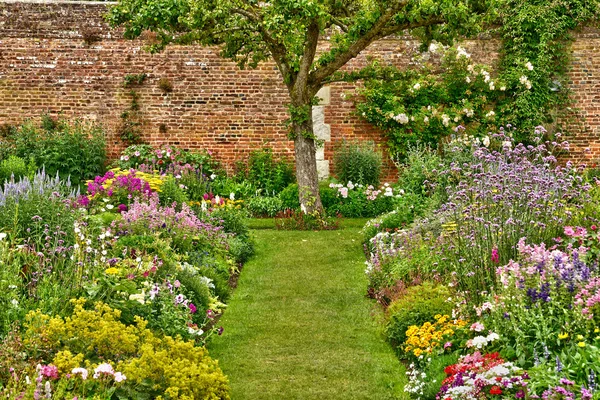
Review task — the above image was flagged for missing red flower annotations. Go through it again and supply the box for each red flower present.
[495,377,502,382]
[592,225,597,231]
[490,386,502,395]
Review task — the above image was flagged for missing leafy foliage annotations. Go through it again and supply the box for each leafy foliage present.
[2,116,106,187]
[333,140,382,186]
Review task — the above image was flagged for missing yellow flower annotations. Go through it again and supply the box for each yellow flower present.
[577,335,584,340]
[558,333,569,340]
[595,328,599,333]
[105,267,120,275]
[578,341,586,348]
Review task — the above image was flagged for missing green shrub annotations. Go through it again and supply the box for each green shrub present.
[212,176,256,200]
[280,182,340,211]
[0,155,36,184]
[333,140,382,186]
[385,282,453,351]
[279,183,300,210]
[236,148,294,195]
[207,207,250,238]
[245,196,284,217]
[397,145,442,197]
[361,192,429,244]
[6,116,106,187]
[159,176,189,207]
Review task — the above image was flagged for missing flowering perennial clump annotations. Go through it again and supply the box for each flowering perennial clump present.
[437,352,529,399]
[404,315,467,357]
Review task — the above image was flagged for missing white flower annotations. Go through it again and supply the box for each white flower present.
[188,326,204,336]
[413,83,421,90]
[483,136,490,147]
[11,299,18,307]
[229,192,235,201]
[467,64,475,73]
[519,75,529,86]
[486,110,495,118]
[465,76,471,83]
[93,363,114,379]
[423,116,429,124]
[489,81,495,90]
[500,86,506,91]
[200,276,215,289]
[114,372,127,383]
[347,181,355,190]
[210,173,216,180]
[471,336,489,348]
[463,108,474,118]
[456,46,471,58]
[129,292,145,304]
[394,113,409,124]
[428,42,439,53]
[441,114,450,127]
[72,367,88,380]
[0,232,6,241]
[525,61,534,71]
[106,204,114,210]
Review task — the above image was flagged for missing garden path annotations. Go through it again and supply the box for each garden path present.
[208,220,407,400]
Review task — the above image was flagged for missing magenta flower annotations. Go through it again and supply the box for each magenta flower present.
[189,303,197,314]
[491,247,499,264]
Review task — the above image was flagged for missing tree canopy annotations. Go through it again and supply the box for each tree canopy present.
[108,0,489,213]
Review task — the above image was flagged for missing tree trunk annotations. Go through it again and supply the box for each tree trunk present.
[293,113,323,215]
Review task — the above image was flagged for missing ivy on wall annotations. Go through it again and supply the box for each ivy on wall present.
[355,0,600,158]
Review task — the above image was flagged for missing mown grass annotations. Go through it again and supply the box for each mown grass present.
[208,220,407,400]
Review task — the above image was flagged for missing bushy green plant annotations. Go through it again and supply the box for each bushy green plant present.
[279,182,339,212]
[385,282,453,351]
[1,299,230,400]
[333,140,382,186]
[159,176,189,207]
[212,176,256,200]
[245,196,285,217]
[279,183,301,210]
[361,193,428,244]
[0,155,36,184]
[326,182,400,218]
[6,116,106,187]
[397,145,442,197]
[236,148,294,195]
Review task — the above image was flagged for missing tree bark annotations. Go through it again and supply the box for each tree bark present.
[293,111,323,215]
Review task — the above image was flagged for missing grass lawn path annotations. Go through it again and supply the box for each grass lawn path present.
[208,220,407,400]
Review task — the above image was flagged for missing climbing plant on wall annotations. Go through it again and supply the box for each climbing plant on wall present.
[355,0,600,158]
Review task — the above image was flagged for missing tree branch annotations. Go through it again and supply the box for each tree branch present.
[309,3,446,86]
[294,18,321,99]
[231,6,293,87]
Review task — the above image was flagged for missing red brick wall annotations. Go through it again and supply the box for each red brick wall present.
[1,1,599,181]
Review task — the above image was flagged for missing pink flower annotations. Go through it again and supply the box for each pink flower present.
[93,363,114,379]
[470,322,485,332]
[491,247,499,264]
[444,342,452,349]
[114,372,126,383]
[189,303,197,314]
[71,368,88,380]
[564,226,575,236]
[40,365,59,380]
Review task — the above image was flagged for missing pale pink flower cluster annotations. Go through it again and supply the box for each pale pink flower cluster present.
[116,197,227,244]
[575,278,600,319]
